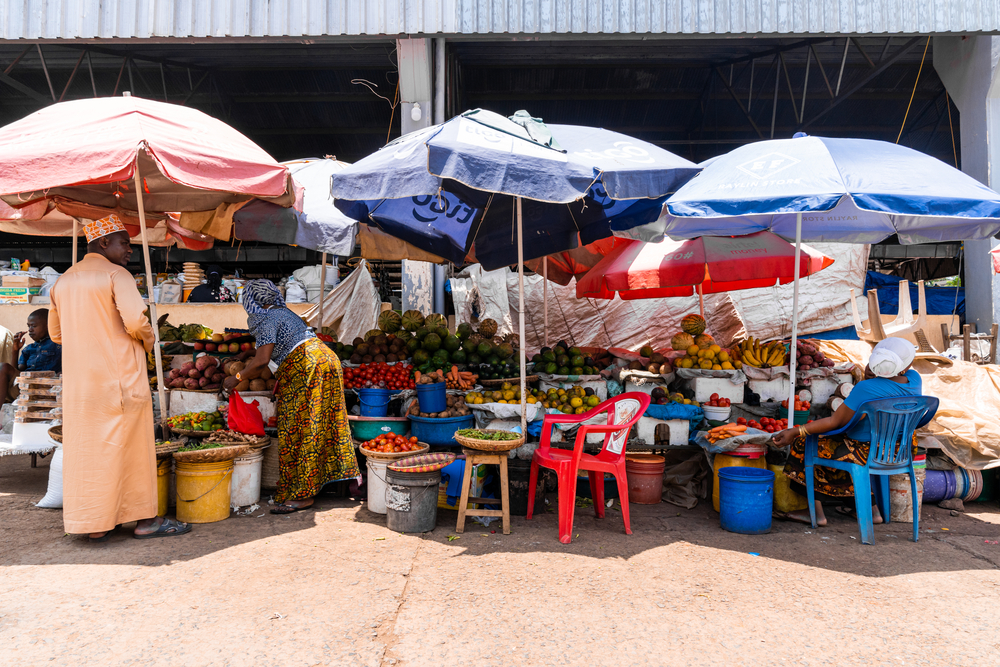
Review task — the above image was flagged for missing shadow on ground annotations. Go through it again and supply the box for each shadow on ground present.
[4,452,999,577]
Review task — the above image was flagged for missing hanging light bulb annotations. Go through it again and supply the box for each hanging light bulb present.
[410,103,422,122]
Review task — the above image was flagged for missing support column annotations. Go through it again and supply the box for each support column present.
[397,37,436,310]
[934,36,1000,331]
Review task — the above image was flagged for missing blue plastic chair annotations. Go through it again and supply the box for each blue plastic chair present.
[804,396,938,544]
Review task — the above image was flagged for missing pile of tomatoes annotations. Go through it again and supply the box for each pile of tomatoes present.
[706,393,731,408]
[362,434,422,453]
[343,363,415,390]
[737,416,791,433]
[781,398,812,412]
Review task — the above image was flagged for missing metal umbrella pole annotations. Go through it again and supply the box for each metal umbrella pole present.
[543,255,548,347]
[318,251,327,328]
[134,155,169,428]
[71,218,79,266]
[517,196,527,436]
[787,211,803,427]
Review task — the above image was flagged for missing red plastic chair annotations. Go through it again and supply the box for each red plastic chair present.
[526,392,651,544]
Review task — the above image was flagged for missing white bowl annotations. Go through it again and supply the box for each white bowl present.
[702,405,732,421]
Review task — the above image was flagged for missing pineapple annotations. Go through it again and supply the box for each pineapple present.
[478,318,498,338]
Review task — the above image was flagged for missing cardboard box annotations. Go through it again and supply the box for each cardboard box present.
[0,287,42,303]
[2,275,45,288]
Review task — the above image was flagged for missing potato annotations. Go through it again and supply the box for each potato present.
[265,379,276,390]
[235,380,250,392]
[228,361,246,377]
[169,378,187,389]
[249,379,266,391]
[184,378,200,390]
[261,367,273,381]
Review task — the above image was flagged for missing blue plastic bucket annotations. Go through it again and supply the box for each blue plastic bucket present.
[358,388,393,417]
[415,382,447,413]
[409,414,474,446]
[718,467,774,535]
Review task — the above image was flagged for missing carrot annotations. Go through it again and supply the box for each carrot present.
[724,424,748,432]
[414,370,421,383]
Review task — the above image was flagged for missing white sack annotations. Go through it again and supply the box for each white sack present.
[35,446,63,509]
[301,260,380,343]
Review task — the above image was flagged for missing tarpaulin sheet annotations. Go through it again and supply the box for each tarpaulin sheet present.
[300,261,380,344]
[864,270,964,316]
[819,340,1000,470]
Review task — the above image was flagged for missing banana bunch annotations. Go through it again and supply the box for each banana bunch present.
[147,351,172,373]
[739,338,787,368]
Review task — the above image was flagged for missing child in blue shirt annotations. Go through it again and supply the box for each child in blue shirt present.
[0,309,62,403]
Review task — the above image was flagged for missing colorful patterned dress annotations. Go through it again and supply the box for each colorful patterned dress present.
[248,306,359,504]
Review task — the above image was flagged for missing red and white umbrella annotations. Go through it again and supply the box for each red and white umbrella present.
[575,231,834,314]
[0,94,295,419]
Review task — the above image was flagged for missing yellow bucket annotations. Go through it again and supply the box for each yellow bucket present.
[175,459,233,524]
[769,463,809,513]
[712,453,766,512]
[157,459,171,517]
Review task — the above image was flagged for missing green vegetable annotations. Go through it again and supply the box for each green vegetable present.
[178,442,229,452]
[456,429,521,441]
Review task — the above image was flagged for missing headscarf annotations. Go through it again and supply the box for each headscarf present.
[868,337,916,378]
[241,279,286,315]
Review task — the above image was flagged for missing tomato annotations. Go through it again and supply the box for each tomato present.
[736,417,747,425]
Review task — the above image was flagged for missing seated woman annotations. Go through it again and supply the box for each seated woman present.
[771,337,921,526]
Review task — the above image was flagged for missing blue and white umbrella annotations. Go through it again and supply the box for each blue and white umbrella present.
[332,109,700,430]
[614,135,1000,425]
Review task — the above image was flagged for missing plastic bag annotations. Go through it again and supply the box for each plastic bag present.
[284,278,308,303]
[228,391,265,436]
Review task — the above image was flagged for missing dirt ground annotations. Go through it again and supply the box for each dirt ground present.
[2,453,1000,667]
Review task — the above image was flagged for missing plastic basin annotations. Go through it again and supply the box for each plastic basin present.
[409,414,474,446]
[358,388,393,417]
[415,382,447,413]
[348,416,409,442]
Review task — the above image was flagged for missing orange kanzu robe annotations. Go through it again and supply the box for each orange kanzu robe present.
[49,253,157,534]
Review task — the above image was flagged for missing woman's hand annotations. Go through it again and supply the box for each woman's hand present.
[223,375,240,393]
[771,428,799,448]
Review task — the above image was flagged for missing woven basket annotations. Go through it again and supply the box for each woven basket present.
[47,425,62,443]
[358,442,430,461]
[261,439,281,489]
[453,430,525,452]
[387,452,456,472]
[172,444,250,463]
[479,375,538,387]
[155,440,184,458]
[167,427,223,438]
[203,434,270,449]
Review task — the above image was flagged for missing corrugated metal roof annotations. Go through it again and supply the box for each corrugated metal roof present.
[3,0,1000,41]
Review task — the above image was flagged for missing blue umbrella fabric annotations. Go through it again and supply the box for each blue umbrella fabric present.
[615,135,1000,244]
[331,109,699,269]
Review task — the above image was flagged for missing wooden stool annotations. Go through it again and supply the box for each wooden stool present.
[455,448,510,535]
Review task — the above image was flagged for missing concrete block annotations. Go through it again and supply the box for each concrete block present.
[685,376,745,404]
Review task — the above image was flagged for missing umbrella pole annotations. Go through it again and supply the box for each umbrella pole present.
[517,197,527,436]
[318,251,327,329]
[543,256,548,347]
[698,282,705,318]
[134,158,169,431]
[71,218,78,266]
[787,211,803,429]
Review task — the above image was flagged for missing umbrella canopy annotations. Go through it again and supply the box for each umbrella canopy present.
[576,231,834,300]
[616,135,1000,244]
[331,109,699,269]
[0,95,294,213]
[0,94,295,429]
[523,236,626,286]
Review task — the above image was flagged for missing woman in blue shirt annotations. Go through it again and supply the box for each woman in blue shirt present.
[772,337,922,526]
[222,280,359,514]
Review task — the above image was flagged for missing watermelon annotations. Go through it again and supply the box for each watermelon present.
[378,310,402,333]
[424,313,447,330]
[456,323,472,340]
[671,332,695,351]
[412,349,430,365]
[681,313,707,335]
[477,342,493,357]
[406,338,421,354]
[401,310,425,331]
[415,326,430,340]
[442,335,461,352]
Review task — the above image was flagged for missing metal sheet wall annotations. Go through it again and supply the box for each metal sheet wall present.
[3,0,1000,41]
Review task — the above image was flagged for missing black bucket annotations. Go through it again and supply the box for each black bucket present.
[386,468,441,533]
[507,458,544,517]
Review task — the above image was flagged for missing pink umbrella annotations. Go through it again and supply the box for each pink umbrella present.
[0,94,295,418]
[576,231,834,314]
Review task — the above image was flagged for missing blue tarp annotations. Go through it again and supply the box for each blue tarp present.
[864,271,963,316]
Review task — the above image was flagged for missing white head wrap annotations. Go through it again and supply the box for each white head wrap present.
[868,337,916,378]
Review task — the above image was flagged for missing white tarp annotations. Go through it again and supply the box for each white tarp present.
[300,260,380,343]
[449,242,869,352]
[729,242,870,340]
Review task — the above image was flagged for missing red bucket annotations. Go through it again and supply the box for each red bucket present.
[625,454,665,505]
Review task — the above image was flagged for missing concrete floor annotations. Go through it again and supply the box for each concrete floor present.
[2,453,999,667]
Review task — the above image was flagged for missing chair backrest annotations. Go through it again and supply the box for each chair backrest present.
[600,392,650,456]
[856,396,939,467]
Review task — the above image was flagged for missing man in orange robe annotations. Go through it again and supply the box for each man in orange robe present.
[49,214,190,542]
